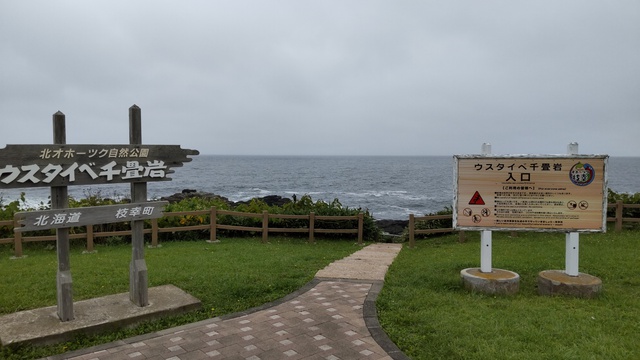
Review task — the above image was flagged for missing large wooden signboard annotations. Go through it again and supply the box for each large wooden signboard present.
[454,155,608,232]
[0,105,198,322]
[0,144,197,188]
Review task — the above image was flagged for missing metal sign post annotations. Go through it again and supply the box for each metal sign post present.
[565,142,580,276]
[480,143,492,273]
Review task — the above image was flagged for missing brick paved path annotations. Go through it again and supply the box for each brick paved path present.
[46,244,407,360]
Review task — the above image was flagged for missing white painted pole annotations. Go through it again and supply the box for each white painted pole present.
[566,232,580,276]
[480,143,492,273]
[480,230,492,273]
[566,142,580,276]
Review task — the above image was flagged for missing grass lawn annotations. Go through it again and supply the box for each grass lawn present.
[0,237,360,359]
[2,231,638,359]
[377,230,640,360]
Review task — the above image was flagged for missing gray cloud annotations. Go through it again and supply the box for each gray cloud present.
[2,0,638,156]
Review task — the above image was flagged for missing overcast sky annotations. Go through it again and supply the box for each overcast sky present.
[2,1,639,157]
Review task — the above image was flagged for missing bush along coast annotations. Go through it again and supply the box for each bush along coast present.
[161,191,433,237]
[2,189,638,247]
[1,190,390,244]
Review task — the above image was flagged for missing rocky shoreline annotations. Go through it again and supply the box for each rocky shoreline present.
[161,190,408,235]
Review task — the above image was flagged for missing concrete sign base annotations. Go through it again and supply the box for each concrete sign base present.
[0,285,201,347]
[537,270,602,299]
[461,268,520,295]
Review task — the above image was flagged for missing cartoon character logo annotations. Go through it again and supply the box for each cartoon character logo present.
[569,162,595,186]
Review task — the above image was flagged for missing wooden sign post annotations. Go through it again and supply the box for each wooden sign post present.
[3,105,199,321]
[53,111,73,321]
[129,105,148,306]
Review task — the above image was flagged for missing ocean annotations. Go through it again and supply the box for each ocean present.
[1,156,639,220]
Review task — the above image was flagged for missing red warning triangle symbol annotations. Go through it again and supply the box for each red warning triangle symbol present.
[469,191,485,205]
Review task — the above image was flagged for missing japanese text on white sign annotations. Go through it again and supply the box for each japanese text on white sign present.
[453,155,608,232]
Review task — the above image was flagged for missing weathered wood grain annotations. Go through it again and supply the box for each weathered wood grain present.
[15,201,168,231]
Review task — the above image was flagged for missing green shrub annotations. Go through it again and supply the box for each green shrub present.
[222,195,381,242]
[158,196,230,241]
[2,192,381,245]
[68,189,123,208]
[607,189,640,229]
[0,193,54,240]
[0,195,22,240]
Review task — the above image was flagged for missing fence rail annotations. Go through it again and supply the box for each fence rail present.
[607,201,640,232]
[1,208,364,257]
[407,200,639,247]
[2,201,638,257]
[408,214,463,248]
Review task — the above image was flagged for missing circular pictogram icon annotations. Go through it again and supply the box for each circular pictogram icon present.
[472,215,482,224]
[569,162,595,186]
[463,208,473,217]
[579,201,589,210]
[567,200,577,210]
[481,208,491,217]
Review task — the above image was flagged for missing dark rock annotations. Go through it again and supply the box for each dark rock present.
[161,191,292,208]
[375,220,409,235]
[160,191,233,206]
[262,195,292,207]
[235,195,292,207]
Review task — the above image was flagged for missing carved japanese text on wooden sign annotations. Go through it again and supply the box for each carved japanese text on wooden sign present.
[15,201,169,232]
[0,144,199,188]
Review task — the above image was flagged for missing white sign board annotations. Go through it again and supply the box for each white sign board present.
[454,155,608,232]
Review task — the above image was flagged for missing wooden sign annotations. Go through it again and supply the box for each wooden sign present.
[4,106,199,318]
[454,155,608,232]
[15,201,168,232]
[0,144,198,188]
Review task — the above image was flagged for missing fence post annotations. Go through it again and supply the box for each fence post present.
[262,210,269,243]
[151,219,158,247]
[210,207,217,242]
[13,218,23,258]
[409,214,415,248]
[615,200,623,232]
[86,225,94,253]
[309,212,315,244]
[358,213,364,246]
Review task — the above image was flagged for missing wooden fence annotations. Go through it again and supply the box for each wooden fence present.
[2,201,638,257]
[408,213,463,248]
[608,201,640,232]
[407,200,640,248]
[0,208,364,257]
